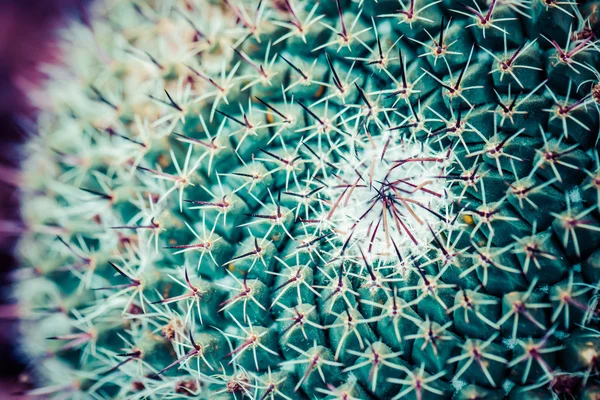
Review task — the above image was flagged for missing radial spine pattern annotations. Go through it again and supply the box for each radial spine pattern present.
[13,0,600,399]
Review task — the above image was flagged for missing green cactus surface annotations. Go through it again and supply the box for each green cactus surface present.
[13,0,600,398]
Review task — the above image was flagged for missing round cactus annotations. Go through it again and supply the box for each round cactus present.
[13,0,600,398]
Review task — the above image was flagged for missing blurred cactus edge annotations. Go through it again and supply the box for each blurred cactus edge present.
[13,0,600,399]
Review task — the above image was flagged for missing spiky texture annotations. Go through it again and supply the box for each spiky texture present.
[12,0,600,398]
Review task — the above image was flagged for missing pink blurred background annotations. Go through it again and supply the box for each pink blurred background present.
[0,0,88,396]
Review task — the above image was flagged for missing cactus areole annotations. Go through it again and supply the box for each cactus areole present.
[15,0,600,399]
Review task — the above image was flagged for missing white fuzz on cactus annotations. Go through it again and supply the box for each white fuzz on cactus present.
[321,131,450,259]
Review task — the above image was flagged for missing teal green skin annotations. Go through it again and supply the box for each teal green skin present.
[14,0,600,399]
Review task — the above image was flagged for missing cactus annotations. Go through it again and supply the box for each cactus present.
[13,0,600,398]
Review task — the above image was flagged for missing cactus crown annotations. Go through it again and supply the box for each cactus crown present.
[13,0,600,399]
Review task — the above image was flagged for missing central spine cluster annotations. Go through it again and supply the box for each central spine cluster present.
[323,130,449,259]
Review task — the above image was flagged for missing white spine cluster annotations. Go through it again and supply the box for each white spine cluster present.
[321,131,450,259]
